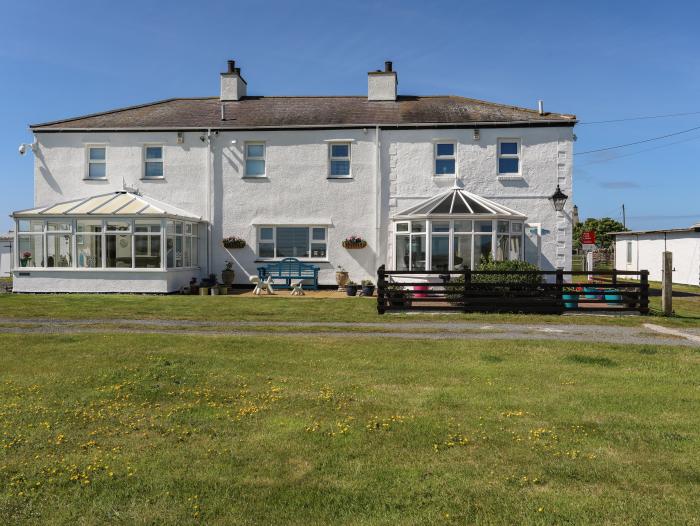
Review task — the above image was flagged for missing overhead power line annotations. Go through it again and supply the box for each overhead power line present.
[578,131,700,166]
[579,110,700,125]
[574,124,700,155]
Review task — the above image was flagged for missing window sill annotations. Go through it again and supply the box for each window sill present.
[83,177,108,181]
[327,176,353,180]
[242,176,268,179]
[497,175,524,180]
[433,174,456,178]
[141,177,165,181]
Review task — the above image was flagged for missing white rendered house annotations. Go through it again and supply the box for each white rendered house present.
[11,60,576,293]
[612,225,700,286]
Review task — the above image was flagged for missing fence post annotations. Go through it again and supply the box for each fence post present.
[611,268,617,286]
[555,268,564,312]
[662,251,673,316]
[462,268,471,312]
[377,265,386,315]
[639,270,650,315]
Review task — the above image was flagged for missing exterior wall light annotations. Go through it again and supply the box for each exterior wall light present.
[550,185,568,212]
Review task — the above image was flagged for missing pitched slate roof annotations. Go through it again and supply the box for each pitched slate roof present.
[13,191,201,221]
[30,96,576,131]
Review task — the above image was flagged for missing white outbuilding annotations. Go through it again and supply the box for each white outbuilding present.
[0,232,13,277]
[612,224,700,286]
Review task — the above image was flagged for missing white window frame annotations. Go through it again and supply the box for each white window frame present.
[497,138,521,177]
[434,142,456,177]
[328,142,352,178]
[85,145,107,180]
[142,144,165,180]
[393,219,525,271]
[256,226,328,261]
[626,241,633,265]
[245,142,266,178]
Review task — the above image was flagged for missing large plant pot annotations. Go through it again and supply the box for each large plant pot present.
[218,285,229,295]
[562,294,578,309]
[199,286,210,296]
[222,269,235,286]
[336,271,349,291]
[346,285,358,297]
[362,285,375,297]
[20,259,30,267]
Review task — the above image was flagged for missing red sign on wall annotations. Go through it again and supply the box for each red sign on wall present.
[581,231,596,245]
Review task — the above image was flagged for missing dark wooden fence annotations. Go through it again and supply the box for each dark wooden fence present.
[376,265,649,315]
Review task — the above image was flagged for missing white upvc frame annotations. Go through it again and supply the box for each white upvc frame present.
[497,138,521,177]
[256,225,328,261]
[393,218,525,271]
[142,144,165,179]
[328,141,352,178]
[14,217,201,272]
[85,144,107,180]
[244,141,266,178]
[433,141,456,177]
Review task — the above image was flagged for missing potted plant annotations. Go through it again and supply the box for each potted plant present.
[336,265,349,291]
[222,260,235,286]
[222,236,246,249]
[361,279,375,297]
[562,286,580,309]
[386,281,412,308]
[342,235,367,249]
[189,277,200,295]
[20,251,32,267]
[346,281,358,297]
[199,278,210,296]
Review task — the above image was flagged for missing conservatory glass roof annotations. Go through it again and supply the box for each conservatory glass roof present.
[394,187,526,219]
[13,191,201,221]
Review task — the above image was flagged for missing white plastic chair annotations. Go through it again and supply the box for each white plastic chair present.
[250,275,275,295]
[290,280,305,296]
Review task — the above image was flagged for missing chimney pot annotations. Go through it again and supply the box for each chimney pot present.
[385,61,393,72]
[220,60,247,101]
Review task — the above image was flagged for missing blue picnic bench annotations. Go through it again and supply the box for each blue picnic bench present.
[257,257,320,290]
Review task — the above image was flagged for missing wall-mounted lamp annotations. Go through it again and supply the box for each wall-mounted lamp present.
[550,185,568,212]
[230,139,237,145]
[473,129,480,141]
[177,132,184,144]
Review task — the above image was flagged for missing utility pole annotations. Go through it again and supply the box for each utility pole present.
[622,204,626,229]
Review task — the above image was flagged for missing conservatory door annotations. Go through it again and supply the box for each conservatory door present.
[524,223,541,268]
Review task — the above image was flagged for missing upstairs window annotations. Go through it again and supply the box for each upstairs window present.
[144,146,164,178]
[498,139,520,175]
[87,147,106,179]
[245,143,266,177]
[434,143,455,176]
[329,143,351,178]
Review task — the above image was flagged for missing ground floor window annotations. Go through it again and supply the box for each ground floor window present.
[394,219,524,271]
[16,217,199,270]
[256,226,327,259]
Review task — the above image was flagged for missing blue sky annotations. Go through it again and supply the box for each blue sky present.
[1,0,699,232]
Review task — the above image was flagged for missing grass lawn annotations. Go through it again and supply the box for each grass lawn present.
[1,334,698,525]
[1,280,699,327]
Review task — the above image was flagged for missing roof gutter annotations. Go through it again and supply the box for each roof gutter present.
[30,120,577,133]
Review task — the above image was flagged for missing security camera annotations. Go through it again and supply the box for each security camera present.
[18,144,27,155]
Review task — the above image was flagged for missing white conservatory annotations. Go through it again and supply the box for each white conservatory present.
[11,191,204,293]
[392,187,527,272]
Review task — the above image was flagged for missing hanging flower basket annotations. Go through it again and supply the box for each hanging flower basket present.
[222,236,246,249]
[342,236,367,249]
